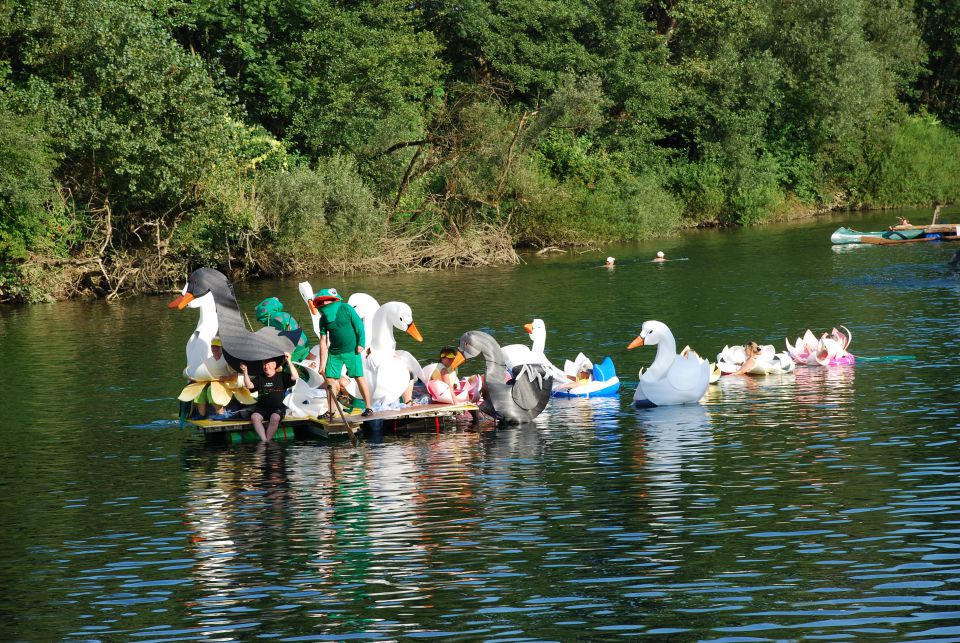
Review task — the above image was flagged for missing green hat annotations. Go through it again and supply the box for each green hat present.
[312,288,342,306]
[255,297,284,323]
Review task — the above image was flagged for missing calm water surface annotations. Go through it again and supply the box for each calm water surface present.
[2,209,959,642]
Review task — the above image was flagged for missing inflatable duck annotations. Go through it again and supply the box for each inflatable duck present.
[716,344,796,375]
[627,320,711,407]
[450,330,553,423]
[170,268,296,377]
[785,326,855,366]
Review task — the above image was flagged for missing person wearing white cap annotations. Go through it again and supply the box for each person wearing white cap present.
[605,256,615,267]
[653,251,667,263]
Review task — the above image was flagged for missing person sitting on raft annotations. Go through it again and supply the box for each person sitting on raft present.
[313,288,374,418]
[430,346,481,402]
[433,346,480,393]
[240,352,298,442]
[191,337,236,420]
[255,297,310,361]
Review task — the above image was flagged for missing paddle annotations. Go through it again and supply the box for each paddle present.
[327,383,359,447]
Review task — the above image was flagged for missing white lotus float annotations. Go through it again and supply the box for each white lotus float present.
[785,326,855,366]
[716,344,796,375]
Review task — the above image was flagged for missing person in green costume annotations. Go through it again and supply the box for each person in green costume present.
[254,297,310,361]
[313,288,374,418]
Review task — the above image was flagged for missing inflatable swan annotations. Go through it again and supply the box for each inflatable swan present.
[169,268,289,405]
[627,320,711,407]
[501,319,567,380]
[716,344,796,375]
[451,330,553,423]
[553,355,620,398]
[170,268,297,373]
[168,285,254,408]
[785,326,855,366]
[365,301,424,408]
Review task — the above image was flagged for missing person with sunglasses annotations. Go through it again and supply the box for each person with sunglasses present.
[732,342,761,376]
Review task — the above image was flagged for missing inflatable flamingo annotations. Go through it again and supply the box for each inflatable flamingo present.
[785,326,855,366]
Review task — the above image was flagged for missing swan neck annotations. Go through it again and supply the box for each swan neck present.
[647,334,677,379]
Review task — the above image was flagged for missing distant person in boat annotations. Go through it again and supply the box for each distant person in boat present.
[313,288,374,418]
[888,216,911,230]
[653,251,667,263]
[192,337,235,419]
[254,297,310,361]
[732,342,761,376]
[240,352,298,442]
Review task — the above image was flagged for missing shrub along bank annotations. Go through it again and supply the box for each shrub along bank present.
[2,0,959,303]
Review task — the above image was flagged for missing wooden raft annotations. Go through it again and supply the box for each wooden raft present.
[187,402,480,442]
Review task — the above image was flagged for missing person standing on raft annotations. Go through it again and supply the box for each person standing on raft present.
[313,288,374,418]
[240,352,298,442]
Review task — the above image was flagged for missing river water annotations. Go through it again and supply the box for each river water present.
[2,209,959,642]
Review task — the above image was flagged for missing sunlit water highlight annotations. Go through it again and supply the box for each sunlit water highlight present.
[1,209,959,641]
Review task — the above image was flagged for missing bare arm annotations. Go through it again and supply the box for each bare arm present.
[240,363,254,390]
[284,352,298,383]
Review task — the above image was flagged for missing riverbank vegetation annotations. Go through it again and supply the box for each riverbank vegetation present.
[2,0,959,302]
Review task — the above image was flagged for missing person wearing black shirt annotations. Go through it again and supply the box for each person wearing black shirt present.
[240,352,298,442]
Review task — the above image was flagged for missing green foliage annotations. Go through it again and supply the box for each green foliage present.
[861,112,960,206]
[0,97,72,302]
[257,157,385,269]
[911,0,960,128]
[0,0,957,302]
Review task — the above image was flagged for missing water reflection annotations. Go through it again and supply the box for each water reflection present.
[7,209,960,641]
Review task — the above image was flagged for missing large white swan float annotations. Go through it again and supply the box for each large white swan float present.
[451,330,553,423]
[785,326,855,366]
[364,301,425,408]
[627,320,711,407]
[716,344,796,375]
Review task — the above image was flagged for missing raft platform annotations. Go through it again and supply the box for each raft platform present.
[188,402,480,444]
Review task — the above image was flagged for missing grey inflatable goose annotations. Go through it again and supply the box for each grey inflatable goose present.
[450,330,553,424]
[169,268,295,375]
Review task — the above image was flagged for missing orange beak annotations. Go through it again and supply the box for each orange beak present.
[627,336,645,350]
[524,323,534,334]
[450,350,466,371]
[406,322,424,342]
[168,292,195,309]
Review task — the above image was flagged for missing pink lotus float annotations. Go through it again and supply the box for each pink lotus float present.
[785,326,855,366]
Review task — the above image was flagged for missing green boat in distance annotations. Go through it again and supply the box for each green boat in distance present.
[830,226,929,245]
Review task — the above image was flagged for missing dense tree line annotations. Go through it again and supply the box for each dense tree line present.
[1,0,958,302]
